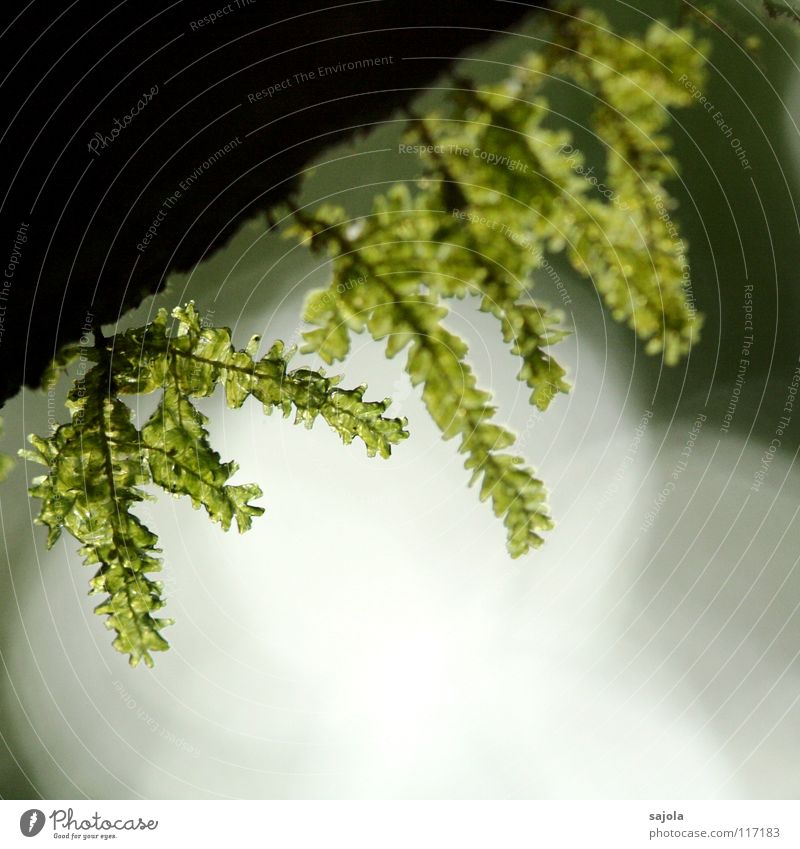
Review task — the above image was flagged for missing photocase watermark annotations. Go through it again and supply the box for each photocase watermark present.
[247,55,394,102]
[65,311,97,429]
[114,680,200,758]
[189,0,255,31]
[678,74,752,171]
[652,193,697,320]
[399,141,530,174]
[19,806,159,836]
[305,273,366,318]
[0,221,28,349]
[451,208,573,307]
[640,411,706,533]
[19,808,45,837]
[87,86,159,157]
[557,143,630,211]
[178,137,242,192]
[597,409,653,509]
[284,273,367,349]
[720,283,754,434]
[137,137,242,253]
[516,407,545,452]
[750,356,800,493]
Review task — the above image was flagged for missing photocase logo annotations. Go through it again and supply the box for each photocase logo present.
[19,809,45,837]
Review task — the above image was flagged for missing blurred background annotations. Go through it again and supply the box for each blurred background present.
[2,0,800,799]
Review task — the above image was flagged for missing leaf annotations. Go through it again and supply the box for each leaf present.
[23,304,407,665]
[290,210,555,556]
[287,8,705,555]
[141,384,264,532]
[23,366,170,667]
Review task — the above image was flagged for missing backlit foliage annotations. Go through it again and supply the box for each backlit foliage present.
[23,304,407,666]
[22,6,708,666]
[287,8,706,558]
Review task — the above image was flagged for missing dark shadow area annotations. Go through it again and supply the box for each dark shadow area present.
[0,0,547,405]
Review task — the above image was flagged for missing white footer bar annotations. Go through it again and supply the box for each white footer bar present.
[2,800,797,847]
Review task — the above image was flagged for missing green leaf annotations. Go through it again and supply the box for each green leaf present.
[141,384,264,532]
[24,303,407,666]
[286,8,705,555]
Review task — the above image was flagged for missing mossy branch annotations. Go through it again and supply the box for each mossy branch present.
[285,7,705,555]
